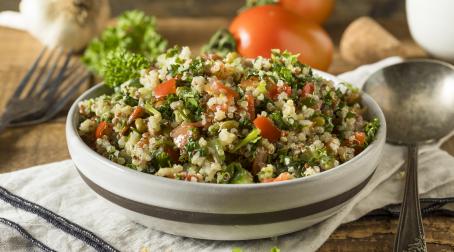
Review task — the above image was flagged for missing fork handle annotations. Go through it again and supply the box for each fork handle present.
[0,119,9,135]
[0,113,13,135]
[393,144,427,252]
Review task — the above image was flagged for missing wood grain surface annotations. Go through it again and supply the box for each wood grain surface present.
[0,16,453,251]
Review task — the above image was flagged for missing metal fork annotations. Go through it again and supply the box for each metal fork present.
[0,47,90,133]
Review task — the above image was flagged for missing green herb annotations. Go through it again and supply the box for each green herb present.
[270,247,281,252]
[231,248,244,252]
[270,111,291,130]
[157,94,178,120]
[177,87,203,121]
[184,134,206,161]
[230,162,253,184]
[189,58,205,76]
[202,28,237,57]
[217,163,234,184]
[255,97,272,113]
[150,150,172,170]
[364,117,380,145]
[239,118,253,129]
[123,95,139,107]
[272,61,294,85]
[166,46,180,58]
[269,50,313,90]
[341,82,359,92]
[323,115,334,133]
[241,0,278,10]
[101,48,150,88]
[83,10,167,76]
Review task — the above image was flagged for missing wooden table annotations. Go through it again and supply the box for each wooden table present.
[1,18,454,251]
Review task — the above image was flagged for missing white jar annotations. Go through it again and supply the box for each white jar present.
[406,0,454,62]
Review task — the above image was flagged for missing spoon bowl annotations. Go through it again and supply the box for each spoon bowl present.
[364,59,454,144]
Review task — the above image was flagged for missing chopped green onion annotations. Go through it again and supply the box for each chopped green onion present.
[209,139,225,163]
[144,103,161,116]
[256,80,267,94]
[233,128,261,151]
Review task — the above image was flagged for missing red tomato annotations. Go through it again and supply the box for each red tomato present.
[95,121,111,139]
[253,116,281,142]
[262,178,275,183]
[214,81,239,101]
[268,84,292,100]
[229,5,333,71]
[127,106,145,125]
[273,172,292,182]
[170,123,195,149]
[261,172,292,183]
[246,94,256,120]
[354,132,366,146]
[280,0,334,24]
[283,85,292,96]
[268,85,279,100]
[302,83,315,96]
[154,78,176,98]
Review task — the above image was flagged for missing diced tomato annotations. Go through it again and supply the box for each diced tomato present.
[273,172,292,182]
[283,85,292,96]
[302,83,315,96]
[154,78,177,98]
[95,121,111,139]
[213,81,239,101]
[268,84,292,100]
[261,172,292,183]
[246,94,256,120]
[183,172,198,182]
[262,178,275,183]
[354,132,366,146]
[253,116,281,142]
[127,106,145,125]
[209,103,228,112]
[164,146,180,163]
[170,123,195,149]
[268,84,279,100]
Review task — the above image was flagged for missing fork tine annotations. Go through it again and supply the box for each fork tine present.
[47,72,90,116]
[10,47,47,98]
[26,49,57,98]
[63,63,83,80]
[9,72,90,127]
[34,49,65,97]
[41,50,73,100]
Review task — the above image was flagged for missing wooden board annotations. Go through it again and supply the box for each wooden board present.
[0,17,453,251]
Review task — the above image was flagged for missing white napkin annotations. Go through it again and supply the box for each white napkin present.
[1,58,454,252]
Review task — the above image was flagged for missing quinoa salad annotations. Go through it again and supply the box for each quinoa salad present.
[77,47,380,184]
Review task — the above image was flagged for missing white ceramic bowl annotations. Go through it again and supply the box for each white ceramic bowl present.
[66,71,386,240]
[407,0,454,62]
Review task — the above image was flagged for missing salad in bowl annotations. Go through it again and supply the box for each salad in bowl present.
[76,47,380,184]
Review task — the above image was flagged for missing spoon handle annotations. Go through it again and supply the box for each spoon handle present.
[394,144,427,252]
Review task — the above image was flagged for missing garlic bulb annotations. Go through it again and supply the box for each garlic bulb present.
[19,0,110,51]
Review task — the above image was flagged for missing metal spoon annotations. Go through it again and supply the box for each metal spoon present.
[363,59,454,252]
